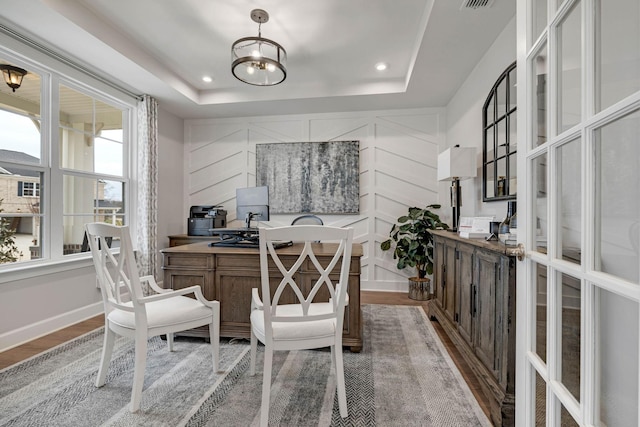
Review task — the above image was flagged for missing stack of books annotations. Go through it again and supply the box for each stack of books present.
[458,216,495,239]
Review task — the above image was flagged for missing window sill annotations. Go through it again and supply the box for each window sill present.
[0,255,96,284]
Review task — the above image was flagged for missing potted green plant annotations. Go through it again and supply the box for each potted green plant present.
[380,204,448,300]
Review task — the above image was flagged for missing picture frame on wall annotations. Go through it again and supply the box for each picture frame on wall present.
[256,141,360,214]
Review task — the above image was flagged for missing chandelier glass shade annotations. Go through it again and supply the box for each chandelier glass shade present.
[231,9,287,86]
[0,64,27,92]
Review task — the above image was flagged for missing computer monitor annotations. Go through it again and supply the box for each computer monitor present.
[236,186,269,229]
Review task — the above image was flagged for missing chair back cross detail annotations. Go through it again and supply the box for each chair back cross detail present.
[264,231,348,323]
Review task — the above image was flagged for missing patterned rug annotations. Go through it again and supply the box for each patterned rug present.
[0,305,491,426]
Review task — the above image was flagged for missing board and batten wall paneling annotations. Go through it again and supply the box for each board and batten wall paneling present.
[184,108,446,292]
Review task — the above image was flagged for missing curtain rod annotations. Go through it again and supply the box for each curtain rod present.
[0,22,143,101]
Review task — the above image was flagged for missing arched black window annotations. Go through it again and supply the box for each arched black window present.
[483,61,517,201]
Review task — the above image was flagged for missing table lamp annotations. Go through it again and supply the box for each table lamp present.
[437,145,477,232]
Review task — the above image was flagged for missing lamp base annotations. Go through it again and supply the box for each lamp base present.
[450,178,462,233]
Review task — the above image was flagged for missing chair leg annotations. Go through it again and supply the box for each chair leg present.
[259,346,273,427]
[167,333,174,352]
[250,328,257,376]
[330,344,336,370]
[209,305,220,372]
[129,331,148,413]
[96,326,116,387]
[334,344,348,418]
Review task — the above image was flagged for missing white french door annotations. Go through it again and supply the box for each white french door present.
[516,0,640,426]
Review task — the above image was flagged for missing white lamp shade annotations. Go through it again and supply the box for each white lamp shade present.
[437,146,477,181]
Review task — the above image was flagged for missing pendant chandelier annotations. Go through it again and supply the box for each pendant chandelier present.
[0,64,27,92]
[231,9,287,86]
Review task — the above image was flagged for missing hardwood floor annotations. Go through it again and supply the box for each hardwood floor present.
[0,291,492,422]
[0,314,104,370]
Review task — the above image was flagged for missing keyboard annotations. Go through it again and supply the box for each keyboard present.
[209,240,292,249]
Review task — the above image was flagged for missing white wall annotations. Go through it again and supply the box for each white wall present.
[156,108,185,280]
[0,107,184,351]
[445,16,517,223]
[184,108,447,292]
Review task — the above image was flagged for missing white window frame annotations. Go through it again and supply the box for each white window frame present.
[0,37,138,283]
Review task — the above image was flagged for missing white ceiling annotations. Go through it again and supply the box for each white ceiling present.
[0,0,515,119]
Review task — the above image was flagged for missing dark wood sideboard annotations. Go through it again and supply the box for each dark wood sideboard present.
[430,229,518,427]
[161,239,364,352]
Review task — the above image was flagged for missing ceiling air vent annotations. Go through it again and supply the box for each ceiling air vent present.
[460,0,495,9]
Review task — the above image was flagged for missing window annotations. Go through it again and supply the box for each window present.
[18,182,40,197]
[0,54,134,267]
[482,61,517,201]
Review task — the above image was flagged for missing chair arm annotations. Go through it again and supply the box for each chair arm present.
[329,289,349,307]
[139,275,168,294]
[251,288,263,311]
[108,299,135,312]
[138,285,217,307]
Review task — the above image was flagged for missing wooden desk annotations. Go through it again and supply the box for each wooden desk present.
[168,234,218,247]
[161,242,364,352]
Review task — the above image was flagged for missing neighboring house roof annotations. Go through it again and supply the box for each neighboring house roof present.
[0,150,40,177]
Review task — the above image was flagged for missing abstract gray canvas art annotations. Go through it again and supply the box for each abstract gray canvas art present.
[256,141,359,214]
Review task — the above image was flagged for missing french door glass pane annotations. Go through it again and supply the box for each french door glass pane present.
[558,1,582,133]
[533,0,547,45]
[534,45,548,147]
[594,109,640,284]
[535,261,548,363]
[558,138,581,264]
[596,288,639,427]
[560,403,579,426]
[561,273,581,402]
[535,370,546,426]
[596,0,640,112]
[534,153,548,253]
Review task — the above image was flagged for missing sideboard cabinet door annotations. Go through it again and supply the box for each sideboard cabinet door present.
[443,240,458,323]
[473,249,501,377]
[456,243,475,345]
[433,236,446,312]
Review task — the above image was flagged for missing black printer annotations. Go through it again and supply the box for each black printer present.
[187,205,227,236]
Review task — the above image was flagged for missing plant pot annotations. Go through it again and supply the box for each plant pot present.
[408,277,433,301]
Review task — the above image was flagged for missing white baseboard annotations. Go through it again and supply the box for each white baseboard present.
[361,280,409,293]
[0,302,104,353]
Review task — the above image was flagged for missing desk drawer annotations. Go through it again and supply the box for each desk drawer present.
[163,253,212,269]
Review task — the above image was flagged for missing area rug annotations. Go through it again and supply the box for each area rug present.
[0,305,491,426]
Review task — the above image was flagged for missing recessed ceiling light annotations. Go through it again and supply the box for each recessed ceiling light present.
[375,62,388,71]
[202,76,213,83]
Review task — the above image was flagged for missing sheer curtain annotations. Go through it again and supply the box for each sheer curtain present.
[136,95,158,282]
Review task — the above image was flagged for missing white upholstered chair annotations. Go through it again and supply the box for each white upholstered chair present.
[250,225,353,426]
[85,223,220,413]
